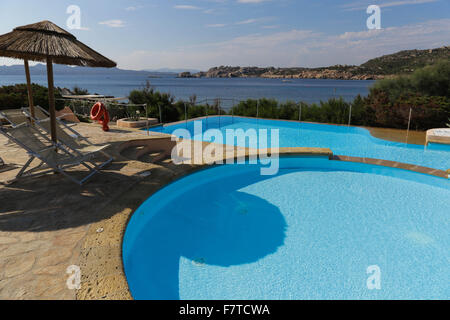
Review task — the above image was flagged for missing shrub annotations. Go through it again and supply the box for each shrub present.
[372,60,450,101]
[0,83,64,111]
[129,81,178,122]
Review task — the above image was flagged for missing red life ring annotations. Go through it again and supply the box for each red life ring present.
[90,102,110,132]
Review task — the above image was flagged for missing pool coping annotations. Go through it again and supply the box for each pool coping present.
[76,140,448,300]
[332,155,449,179]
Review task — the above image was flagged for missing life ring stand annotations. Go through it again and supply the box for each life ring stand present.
[90,102,110,132]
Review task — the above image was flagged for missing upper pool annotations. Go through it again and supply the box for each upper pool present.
[147,116,450,171]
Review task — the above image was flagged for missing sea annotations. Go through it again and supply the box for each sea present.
[0,73,375,108]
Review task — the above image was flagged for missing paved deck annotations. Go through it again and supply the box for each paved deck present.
[0,123,157,299]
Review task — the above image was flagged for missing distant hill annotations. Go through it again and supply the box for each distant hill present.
[144,68,201,74]
[359,47,450,75]
[0,64,155,76]
[183,46,450,80]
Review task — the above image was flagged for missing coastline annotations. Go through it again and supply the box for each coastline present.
[179,69,387,81]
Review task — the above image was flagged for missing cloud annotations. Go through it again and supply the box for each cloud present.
[99,20,125,28]
[261,25,279,29]
[125,4,156,11]
[235,17,272,25]
[174,5,202,10]
[117,19,450,70]
[342,0,439,11]
[379,0,438,7]
[237,0,271,3]
[174,4,222,14]
[206,24,227,28]
[236,19,258,25]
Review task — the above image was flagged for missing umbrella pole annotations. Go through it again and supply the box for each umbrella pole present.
[24,60,35,120]
[46,57,57,142]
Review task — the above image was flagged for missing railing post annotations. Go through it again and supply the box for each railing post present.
[185,102,188,129]
[218,98,221,129]
[406,107,412,144]
[348,104,352,127]
[232,99,235,124]
[298,103,302,122]
[205,98,208,130]
[257,100,259,119]
[145,104,149,136]
[159,104,162,125]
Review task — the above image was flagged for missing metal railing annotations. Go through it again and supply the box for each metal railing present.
[57,97,422,144]
[57,98,152,133]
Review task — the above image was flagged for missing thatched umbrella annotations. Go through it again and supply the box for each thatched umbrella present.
[0,20,116,141]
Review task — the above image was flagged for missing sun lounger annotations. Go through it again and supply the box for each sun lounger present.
[25,105,84,138]
[0,109,30,127]
[22,106,113,161]
[0,124,112,185]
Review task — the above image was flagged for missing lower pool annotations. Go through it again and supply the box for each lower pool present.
[123,156,449,300]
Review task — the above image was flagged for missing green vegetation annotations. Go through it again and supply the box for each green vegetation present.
[228,97,370,127]
[372,60,450,98]
[365,60,450,130]
[0,83,64,111]
[72,86,89,95]
[128,81,224,123]
[359,47,450,75]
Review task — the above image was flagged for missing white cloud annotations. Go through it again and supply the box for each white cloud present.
[174,5,202,10]
[174,5,221,14]
[206,24,227,28]
[236,19,258,25]
[342,0,439,11]
[380,0,438,7]
[99,20,125,28]
[235,17,272,25]
[117,19,450,70]
[237,0,271,3]
[262,25,279,29]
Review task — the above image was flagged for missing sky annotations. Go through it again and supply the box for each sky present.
[0,0,449,70]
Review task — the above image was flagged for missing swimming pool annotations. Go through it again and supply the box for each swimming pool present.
[147,116,450,171]
[123,156,450,300]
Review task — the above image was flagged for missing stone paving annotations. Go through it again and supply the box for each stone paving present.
[0,123,156,299]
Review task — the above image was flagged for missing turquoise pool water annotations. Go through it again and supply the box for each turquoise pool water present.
[123,157,450,300]
[147,116,450,171]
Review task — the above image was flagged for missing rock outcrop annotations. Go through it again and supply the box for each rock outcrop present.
[188,46,449,80]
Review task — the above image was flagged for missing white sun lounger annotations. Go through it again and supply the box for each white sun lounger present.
[0,124,112,185]
[22,106,113,162]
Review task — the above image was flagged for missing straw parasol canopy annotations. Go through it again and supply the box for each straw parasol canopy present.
[0,20,117,141]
